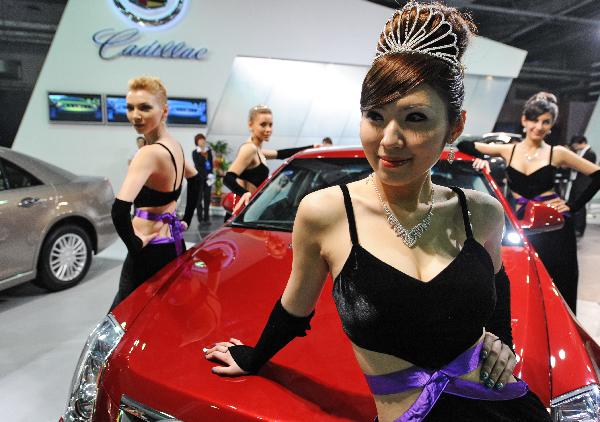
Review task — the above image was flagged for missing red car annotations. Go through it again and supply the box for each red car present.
[60,147,600,422]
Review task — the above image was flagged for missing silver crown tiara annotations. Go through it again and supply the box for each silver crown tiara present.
[375,2,460,68]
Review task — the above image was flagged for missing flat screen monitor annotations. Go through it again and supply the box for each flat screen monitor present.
[105,95,129,123]
[48,93,103,123]
[167,97,207,126]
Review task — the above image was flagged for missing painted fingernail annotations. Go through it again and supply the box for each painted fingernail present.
[480,371,489,381]
[485,379,495,389]
[495,382,505,391]
[480,350,488,360]
[211,368,216,373]
[202,347,208,353]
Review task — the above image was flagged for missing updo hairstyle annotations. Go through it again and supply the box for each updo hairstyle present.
[522,92,559,123]
[360,2,476,126]
[128,76,168,106]
[248,105,272,123]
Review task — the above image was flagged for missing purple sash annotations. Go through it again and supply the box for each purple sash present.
[515,193,571,217]
[365,341,528,422]
[134,210,184,256]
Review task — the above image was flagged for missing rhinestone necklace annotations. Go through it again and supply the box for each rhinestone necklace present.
[369,173,435,248]
[525,148,541,162]
[523,143,542,162]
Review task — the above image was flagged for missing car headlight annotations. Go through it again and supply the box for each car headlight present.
[551,384,600,421]
[62,314,124,422]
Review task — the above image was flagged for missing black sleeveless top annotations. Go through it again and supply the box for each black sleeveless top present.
[134,143,184,208]
[332,185,496,369]
[506,144,556,199]
[239,148,269,188]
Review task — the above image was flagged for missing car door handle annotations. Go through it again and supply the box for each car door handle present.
[19,197,40,208]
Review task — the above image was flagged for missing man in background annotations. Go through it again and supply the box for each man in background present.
[322,137,333,146]
[192,133,214,224]
[568,135,597,237]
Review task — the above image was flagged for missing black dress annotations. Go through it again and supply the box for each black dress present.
[110,144,186,311]
[505,144,579,314]
[334,185,550,421]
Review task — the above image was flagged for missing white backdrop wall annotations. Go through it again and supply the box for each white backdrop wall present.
[13,0,526,189]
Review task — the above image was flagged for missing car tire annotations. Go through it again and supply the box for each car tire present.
[35,224,92,291]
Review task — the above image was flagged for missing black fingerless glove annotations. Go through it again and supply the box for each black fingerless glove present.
[228,299,315,374]
[224,171,248,196]
[566,169,600,213]
[182,173,201,226]
[456,141,485,159]
[111,198,143,255]
[275,145,313,160]
[486,266,514,350]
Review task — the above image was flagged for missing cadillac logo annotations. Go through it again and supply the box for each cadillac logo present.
[112,0,186,27]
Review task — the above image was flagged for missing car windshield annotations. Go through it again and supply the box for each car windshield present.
[232,158,520,245]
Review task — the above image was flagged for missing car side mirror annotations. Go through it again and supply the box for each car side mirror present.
[221,192,236,213]
[221,192,248,214]
[519,201,564,234]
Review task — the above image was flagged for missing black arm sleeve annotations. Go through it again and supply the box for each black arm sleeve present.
[275,145,313,159]
[224,171,248,196]
[486,266,514,349]
[456,141,486,159]
[182,173,201,226]
[111,198,143,255]
[228,299,314,374]
[566,170,600,213]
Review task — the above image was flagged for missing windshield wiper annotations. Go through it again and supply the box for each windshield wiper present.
[229,221,292,232]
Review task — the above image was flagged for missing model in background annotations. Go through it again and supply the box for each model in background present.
[458,93,600,314]
[191,133,214,224]
[322,136,333,146]
[110,76,200,310]
[568,135,597,237]
[223,105,315,214]
[205,3,551,420]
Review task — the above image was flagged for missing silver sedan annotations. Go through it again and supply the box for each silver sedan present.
[0,147,117,292]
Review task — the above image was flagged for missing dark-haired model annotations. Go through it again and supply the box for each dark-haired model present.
[205,3,552,421]
[458,93,600,315]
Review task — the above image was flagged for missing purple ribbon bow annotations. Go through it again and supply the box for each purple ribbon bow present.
[365,341,528,422]
[134,210,184,256]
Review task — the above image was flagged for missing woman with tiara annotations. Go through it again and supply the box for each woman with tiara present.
[458,92,600,314]
[205,3,552,420]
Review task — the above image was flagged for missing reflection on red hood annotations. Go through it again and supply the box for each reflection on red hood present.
[107,227,374,420]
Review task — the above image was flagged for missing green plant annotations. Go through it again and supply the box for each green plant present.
[209,140,231,196]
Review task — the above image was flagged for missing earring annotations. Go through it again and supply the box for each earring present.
[548,130,552,134]
[522,127,526,133]
[447,143,455,164]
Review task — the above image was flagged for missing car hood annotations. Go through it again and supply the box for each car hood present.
[105,229,591,420]
[107,227,374,420]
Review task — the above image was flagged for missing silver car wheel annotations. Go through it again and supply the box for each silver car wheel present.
[49,233,88,282]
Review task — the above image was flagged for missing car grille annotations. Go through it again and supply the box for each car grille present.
[118,395,182,422]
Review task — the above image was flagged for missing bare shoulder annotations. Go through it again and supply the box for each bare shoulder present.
[131,143,161,164]
[239,142,258,154]
[461,188,504,238]
[296,185,346,232]
[552,145,573,159]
